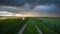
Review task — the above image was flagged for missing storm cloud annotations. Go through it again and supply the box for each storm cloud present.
[0,0,60,17]
[0,0,60,6]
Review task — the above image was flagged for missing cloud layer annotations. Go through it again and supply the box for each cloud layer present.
[0,0,60,17]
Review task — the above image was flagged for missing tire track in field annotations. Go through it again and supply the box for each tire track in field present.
[18,23,27,34]
[32,20,43,34]
[33,22,43,34]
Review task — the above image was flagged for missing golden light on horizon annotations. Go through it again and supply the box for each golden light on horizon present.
[15,14,22,17]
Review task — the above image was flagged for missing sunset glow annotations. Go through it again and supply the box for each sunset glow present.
[15,14,22,16]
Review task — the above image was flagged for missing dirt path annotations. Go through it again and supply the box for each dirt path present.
[32,20,43,34]
[33,22,43,34]
[18,18,43,34]
[18,23,27,34]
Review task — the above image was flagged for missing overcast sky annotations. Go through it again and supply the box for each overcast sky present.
[0,0,60,17]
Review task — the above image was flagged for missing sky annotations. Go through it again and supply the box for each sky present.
[0,0,60,17]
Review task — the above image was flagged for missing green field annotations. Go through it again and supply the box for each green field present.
[0,17,60,34]
[23,19,39,34]
[0,17,29,34]
[38,17,60,33]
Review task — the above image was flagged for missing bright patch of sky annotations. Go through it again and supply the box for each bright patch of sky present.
[0,11,13,15]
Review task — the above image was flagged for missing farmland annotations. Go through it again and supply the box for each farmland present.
[38,17,60,33]
[0,17,60,34]
[0,16,29,34]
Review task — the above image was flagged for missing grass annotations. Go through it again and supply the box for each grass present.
[39,17,60,33]
[0,17,29,34]
[0,17,60,34]
[32,18,59,34]
[23,19,39,34]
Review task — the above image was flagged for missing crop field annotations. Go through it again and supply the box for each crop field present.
[0,16,29,34]
[38,17,60,33]
[0,17,60,34]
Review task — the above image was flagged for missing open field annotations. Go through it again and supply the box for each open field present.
[0,17,29,34]
[0,17,60,34]
[32,17,58,34]
[38,17,60,33]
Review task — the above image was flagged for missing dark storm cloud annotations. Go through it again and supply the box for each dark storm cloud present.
[0,0,60,16]
[33,4,60,14]
[0,0,60,6]
[1,0,60,8]
[0,0,26,6]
